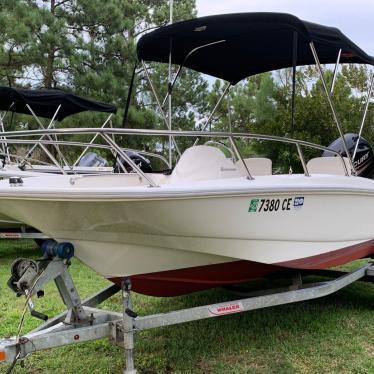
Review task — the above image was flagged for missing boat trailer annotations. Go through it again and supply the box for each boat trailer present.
[0,242,373,374]
[0,229,48,240]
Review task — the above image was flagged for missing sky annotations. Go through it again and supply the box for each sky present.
[196,0,374,57]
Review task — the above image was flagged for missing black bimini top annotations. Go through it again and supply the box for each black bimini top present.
[137,12,374,84]
[0,87,117,121]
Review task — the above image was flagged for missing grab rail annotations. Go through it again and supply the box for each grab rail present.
[0,139,170,174]
[0,127,350,184]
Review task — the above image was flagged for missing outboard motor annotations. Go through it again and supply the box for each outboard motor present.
[323,133,374,178]
[78,152,108,167]
[114,151,152,173]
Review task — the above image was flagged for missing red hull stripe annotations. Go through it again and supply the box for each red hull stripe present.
[278,239,374,269]
[109,239,374,297]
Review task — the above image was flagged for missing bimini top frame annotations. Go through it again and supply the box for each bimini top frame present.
[137,12,374,175]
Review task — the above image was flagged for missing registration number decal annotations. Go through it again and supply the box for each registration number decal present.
[248,197,304,213]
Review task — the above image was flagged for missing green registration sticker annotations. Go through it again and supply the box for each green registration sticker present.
[247,196,305,213]
[248,199,259,212]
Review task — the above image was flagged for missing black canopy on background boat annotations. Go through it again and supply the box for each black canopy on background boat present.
[0,87,117,121]
[137,12,374,84]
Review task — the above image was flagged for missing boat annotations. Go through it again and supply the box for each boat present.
[0,86,118,176]
[0,87,166,233]
[0,86,165,177]
[0,87,119,231]
[0,13,374,296]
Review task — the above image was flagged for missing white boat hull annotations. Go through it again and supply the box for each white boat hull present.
[0,174,373,295]
[0,212,25,230]
[1,193,369,271]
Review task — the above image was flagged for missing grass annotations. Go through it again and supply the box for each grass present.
[0,240,373,374]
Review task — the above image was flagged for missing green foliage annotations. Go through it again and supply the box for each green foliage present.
[0,0,203,164]
[207,66,372,173]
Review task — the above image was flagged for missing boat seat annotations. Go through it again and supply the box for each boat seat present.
[170,145,240,183]
[236,158,272,176]
[306,157,351,175]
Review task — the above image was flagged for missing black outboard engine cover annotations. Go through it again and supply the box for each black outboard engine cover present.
[323,133,374,178]
[78,152,108,167]
[114,151,152,173]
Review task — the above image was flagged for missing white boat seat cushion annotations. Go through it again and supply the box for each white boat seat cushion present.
[170,145,240,183]
[236,158,272,176]
[306,157,351,175]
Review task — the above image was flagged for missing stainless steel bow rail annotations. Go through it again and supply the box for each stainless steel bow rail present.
[0,126,351,182]
[0,136,170,176]
[0,243,373,374]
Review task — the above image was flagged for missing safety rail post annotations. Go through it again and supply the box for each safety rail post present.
[296,143,310,176]
[229,136,254,180]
